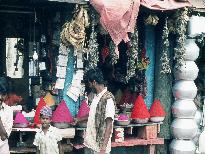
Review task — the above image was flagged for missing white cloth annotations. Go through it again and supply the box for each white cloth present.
[84,88,115,153]
[0,102,13,151]
[33,126,62,154]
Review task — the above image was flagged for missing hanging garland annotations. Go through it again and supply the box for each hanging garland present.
[86,13,99,71]
[109,40,118,65]
[126,26,139,82]
[173,7,189,68]
[160,17,171,74]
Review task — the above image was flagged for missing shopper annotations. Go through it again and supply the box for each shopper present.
[33,106,62,154]
[0,77,13,154]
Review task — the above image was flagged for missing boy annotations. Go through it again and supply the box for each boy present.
[33,106,62,154]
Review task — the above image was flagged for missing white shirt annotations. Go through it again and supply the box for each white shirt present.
[33,125,62,154]
[84,88,115,153]
[0,103,13,146]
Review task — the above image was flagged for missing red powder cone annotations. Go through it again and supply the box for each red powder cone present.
[150,99,166,117]
[52,100,73,123]
[34,97,46,125]
[77,100,90,118]
[131,95,150,119]
[14,112,29,124]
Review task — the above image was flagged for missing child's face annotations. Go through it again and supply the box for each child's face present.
[40,115,51,128]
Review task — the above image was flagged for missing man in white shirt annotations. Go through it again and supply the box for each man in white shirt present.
[0,77,13,154]
[74,68,115,154]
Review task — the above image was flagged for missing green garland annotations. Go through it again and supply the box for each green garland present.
[126,26,139,82]
[174,7,189,68]
[160,17,171,74]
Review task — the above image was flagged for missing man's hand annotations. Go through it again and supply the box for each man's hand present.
[99,149,106,154]
[99,144,106,154]
[0,117,8,141]
[1,135,7,141]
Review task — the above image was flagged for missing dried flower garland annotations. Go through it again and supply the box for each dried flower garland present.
[86,13,99,71]
[126,26,139,82]
[173,7,189,68]
[60,5,89,49]
[144,14,159,26]
[160,17,171,74]
[109,40,118,65]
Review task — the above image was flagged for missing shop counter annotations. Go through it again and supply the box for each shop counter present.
[74,122,164,154]
[10,127,75,154]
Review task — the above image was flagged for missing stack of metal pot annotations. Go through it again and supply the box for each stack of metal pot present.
[170,38,200,154]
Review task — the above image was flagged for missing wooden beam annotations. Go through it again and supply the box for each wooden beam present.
[47,0,87,4]
[73,138,164,149]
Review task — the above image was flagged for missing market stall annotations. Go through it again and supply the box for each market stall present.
[1,0,204,154]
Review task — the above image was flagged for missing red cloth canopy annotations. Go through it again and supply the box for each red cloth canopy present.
[90,0,191,56]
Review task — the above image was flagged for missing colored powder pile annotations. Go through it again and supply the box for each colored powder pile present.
[131,95,150,119]
[150,99,166,117]
[34,97,46,125]
[14,112,29,124]
[118,114,129,121]
[52,100,73,123]
[44,92,55,106]
[77,100,90,118]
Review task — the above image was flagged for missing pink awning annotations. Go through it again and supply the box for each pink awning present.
[90,0,192,56]
[141,0,191,10]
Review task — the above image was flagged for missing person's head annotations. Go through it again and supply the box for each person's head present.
[85,68,105,93]
[40,106,52,128]
[0,77,9,105]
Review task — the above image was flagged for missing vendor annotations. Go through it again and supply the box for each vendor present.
[0,77,13,154]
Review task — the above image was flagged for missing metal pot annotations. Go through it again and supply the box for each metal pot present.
[194,110,202,125]
[150,117,165,122]
[193,128,202,144]
[170,139,196,154]
[199,130,205,153]
[174,61,199,81]
[171,118,197,139]
[188,16,204,38]
[172,81,197,99]
[172,99,197,118]
[184,39,199,61]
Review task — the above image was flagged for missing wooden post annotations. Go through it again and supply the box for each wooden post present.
[148,145,156,154]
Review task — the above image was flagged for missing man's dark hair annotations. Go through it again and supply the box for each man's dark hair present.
[0,77,9,95]
[85,68,105,84]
